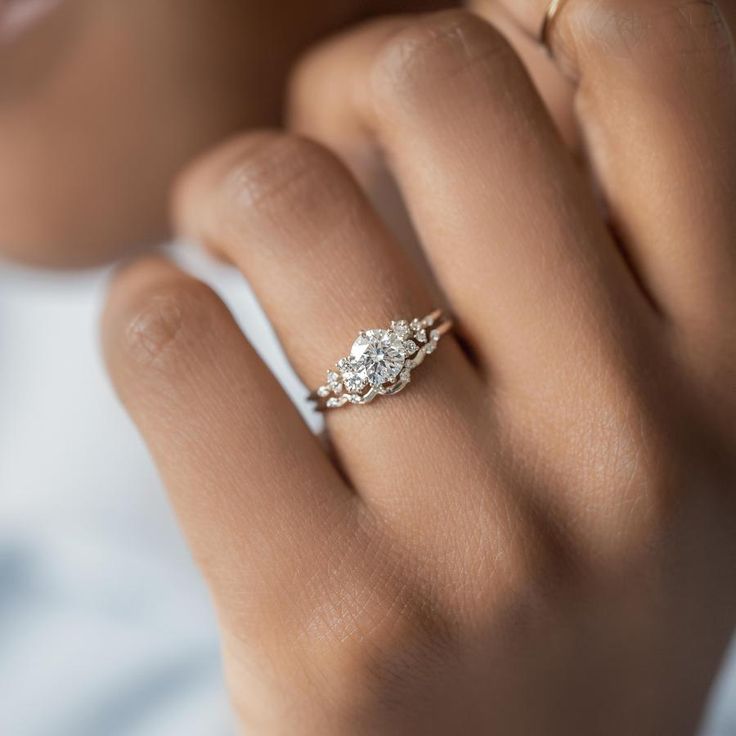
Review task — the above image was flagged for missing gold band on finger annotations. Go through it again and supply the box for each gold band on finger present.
[539,0,567,53]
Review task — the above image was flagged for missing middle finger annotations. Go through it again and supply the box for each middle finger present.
[290,11,656,389]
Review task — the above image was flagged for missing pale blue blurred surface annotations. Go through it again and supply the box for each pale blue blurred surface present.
[704,637,736,735]
[0,249,733,735]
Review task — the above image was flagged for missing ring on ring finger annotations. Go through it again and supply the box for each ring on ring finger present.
[310,310,453,410]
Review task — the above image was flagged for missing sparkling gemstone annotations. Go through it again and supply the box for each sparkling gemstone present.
[326,370,342,393]
[391,320,410,339]
[350,329,406,387]
[340,359,368,393]
[415,329,428,343]
[403,339,419,355]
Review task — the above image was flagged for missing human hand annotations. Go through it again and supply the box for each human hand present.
[103,7,736,734]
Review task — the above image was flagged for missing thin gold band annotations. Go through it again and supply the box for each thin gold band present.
[539,0,566,51]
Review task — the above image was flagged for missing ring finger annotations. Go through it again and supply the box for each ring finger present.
[174,132,490,533]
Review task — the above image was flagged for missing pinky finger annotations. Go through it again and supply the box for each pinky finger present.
[102,257,353,621]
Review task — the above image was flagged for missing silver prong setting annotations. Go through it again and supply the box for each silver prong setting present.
[310,310,452,411]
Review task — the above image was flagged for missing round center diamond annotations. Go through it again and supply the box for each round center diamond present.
[350,329,406,387]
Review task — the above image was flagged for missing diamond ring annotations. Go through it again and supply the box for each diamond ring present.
[309,309,453,411]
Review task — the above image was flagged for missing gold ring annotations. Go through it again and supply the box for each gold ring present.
[539,0,566,53]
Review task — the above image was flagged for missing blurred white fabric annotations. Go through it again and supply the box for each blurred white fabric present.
[0,244,733,736]
[0,244,314,736]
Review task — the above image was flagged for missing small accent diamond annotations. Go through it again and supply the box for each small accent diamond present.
[415,329,428,343]
[403,339,419,355]
[391,320,410,339]
[342,369,367,393]
[326,370,342,393]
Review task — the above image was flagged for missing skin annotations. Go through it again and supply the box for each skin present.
[0,0,439,267]
[100,3,736,735]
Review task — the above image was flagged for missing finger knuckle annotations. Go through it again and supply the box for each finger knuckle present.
[287,529,456,715]
[370,10,516,111]
[568,0,731,64]
[583,384,683,539]
[121,278,219,374]
[307,588,454,718]
[215,133,349,231]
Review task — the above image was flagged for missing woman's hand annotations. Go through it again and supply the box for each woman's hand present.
[102,7,736,734]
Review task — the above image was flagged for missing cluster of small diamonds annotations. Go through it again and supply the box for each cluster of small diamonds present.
[314,313,443,409]
[390,316,442,360]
